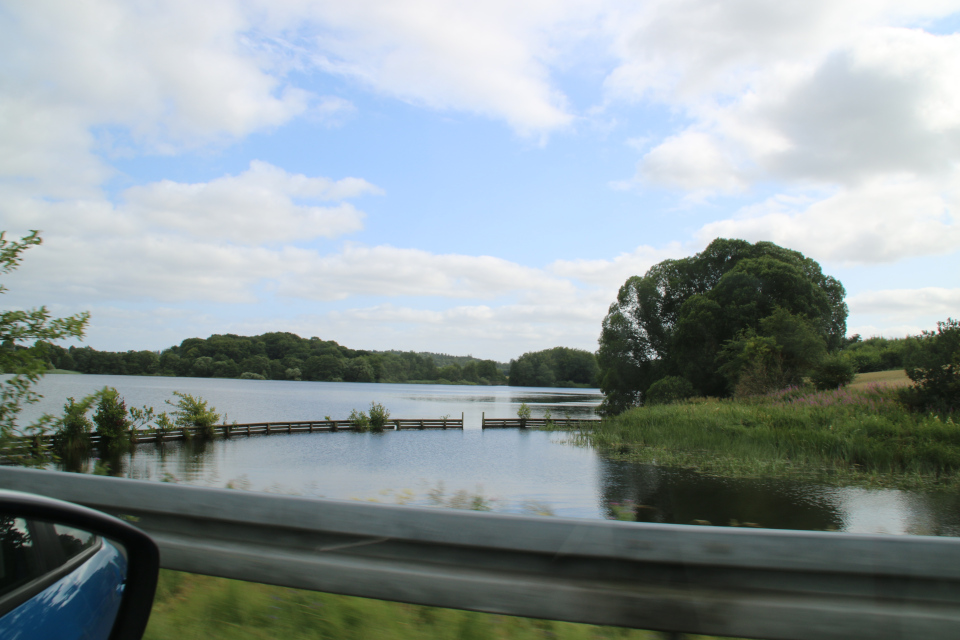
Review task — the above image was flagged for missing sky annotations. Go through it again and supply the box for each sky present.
[1,0,959,362]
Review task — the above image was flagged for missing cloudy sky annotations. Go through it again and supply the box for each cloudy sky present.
[2,0,958,361]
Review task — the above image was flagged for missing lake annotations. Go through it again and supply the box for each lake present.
[13,374,960,536]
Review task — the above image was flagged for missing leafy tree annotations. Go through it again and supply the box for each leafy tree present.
[1,231,90,454]
[899,318,960,414]
[598,238,846,414]
[508,347,598,387]
[645,376,695,405]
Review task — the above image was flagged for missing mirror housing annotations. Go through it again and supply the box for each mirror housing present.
[0,489,159,640]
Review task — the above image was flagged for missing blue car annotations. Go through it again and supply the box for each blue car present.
[0,491,158,640]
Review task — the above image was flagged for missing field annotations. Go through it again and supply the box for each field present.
[849,369,911,389]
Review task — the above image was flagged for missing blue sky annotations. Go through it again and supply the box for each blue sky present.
[2,1,959,361]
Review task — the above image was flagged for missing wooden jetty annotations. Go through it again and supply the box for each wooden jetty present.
[481,413,601,429]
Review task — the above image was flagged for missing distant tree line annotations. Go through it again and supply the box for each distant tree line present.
[31,332,508,385]
[838,335,920,372]
[508,347,599,388]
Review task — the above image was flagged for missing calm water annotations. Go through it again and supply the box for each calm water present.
[15,374,960,536]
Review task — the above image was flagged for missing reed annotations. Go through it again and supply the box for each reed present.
[575,385,960,485]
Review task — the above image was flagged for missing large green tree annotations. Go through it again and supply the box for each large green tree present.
[1,231,89,450]
[597,238,846,414]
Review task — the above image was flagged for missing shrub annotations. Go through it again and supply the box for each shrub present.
[368,402,390,432]
[900,318,960,414]
[517,403,531,420]
[55,396,95,453]
[349,408,370,432]
[93,387,130,447]
[240,372,266,380]
[166,391,220,439]
[810,354,857,390]
[645,376,695,405]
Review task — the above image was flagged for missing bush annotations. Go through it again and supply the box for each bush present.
[368,402,390,432]
[900,318,960,414]
[93,387,129,446]
[240,372,266,380]
[349,408,370,432]
[55,396,95,453]
[517,403,531,420]
[810,354,857,390]
[645,376,695,405]
[167,391,220,439]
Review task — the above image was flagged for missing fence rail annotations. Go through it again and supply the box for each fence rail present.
[0,466,958,639]
[12,414,464,450]
[481,413,601,429]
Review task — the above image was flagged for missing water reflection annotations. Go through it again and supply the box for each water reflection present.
[598,459,843,531]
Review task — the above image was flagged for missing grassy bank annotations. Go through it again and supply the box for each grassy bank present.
[145,570,728,640]
[572,383,960,487]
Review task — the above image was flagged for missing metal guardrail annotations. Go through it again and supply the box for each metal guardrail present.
[1,466,958,639]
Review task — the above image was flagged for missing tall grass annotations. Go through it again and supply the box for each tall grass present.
[145,570,728,640]
[575,386,960,485]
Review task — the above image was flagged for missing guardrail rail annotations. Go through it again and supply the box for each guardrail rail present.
[1,467,958,639]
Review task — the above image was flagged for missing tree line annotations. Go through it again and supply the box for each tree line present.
[32,332,510,386]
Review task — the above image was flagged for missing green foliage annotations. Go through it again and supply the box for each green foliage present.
[144,570,659,640]
[348,408,370,432]
[166,391,220,439]
[580,387,960,484]
[839,334,919,373]
[1,231,89,455]
[645,376,695,405]
[899,318,960,415]
[810,354,857,390]
[54,395,96,453]
[93,387,130,446]
[368,402,390,432]
[517,402,531,420]
[719,308,827,397]
[598,238,846,414]
[508,347,599,387]
[62,332,509,386]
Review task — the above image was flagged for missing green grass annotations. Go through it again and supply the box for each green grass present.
[571,385,960,488]
[144,570,731,640]
[849,369,911,389]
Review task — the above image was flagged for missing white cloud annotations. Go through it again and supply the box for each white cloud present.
[697,174,960,264]
[549,242,687,288]
[280,244,576,301]
[848,287,960,317]
[122,161,380,244]
[270,0,582,135]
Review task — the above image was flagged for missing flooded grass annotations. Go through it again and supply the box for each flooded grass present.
[571,385,960,489]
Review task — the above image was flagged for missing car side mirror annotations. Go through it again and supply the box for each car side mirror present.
[0,489,159,640]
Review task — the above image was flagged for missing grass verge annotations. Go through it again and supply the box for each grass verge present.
[145,570,733,640]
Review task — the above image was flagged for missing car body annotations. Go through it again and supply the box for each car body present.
[0,491,159,640]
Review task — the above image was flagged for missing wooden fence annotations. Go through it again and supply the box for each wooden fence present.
[481,413,601,429]
[11,414,464,451]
